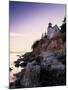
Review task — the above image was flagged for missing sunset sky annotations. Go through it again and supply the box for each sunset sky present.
[9,1,66,53]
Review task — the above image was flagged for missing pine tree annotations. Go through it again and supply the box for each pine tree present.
[60,17,66,33]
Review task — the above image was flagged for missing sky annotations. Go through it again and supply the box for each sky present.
[9,1,66,53]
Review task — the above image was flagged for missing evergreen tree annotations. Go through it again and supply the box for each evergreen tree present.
[60,17,66,33]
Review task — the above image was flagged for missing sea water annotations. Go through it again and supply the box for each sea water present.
[10,52,24,82]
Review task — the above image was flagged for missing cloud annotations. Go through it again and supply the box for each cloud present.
[10,32,41,53]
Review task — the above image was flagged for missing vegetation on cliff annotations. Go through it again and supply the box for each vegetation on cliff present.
[10,17,66,88]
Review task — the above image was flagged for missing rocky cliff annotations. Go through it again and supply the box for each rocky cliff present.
[10,20,66,88]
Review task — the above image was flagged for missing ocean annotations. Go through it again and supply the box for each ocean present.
[10,52,24,83]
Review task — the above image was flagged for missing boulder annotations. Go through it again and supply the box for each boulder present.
[20,62,40,87]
